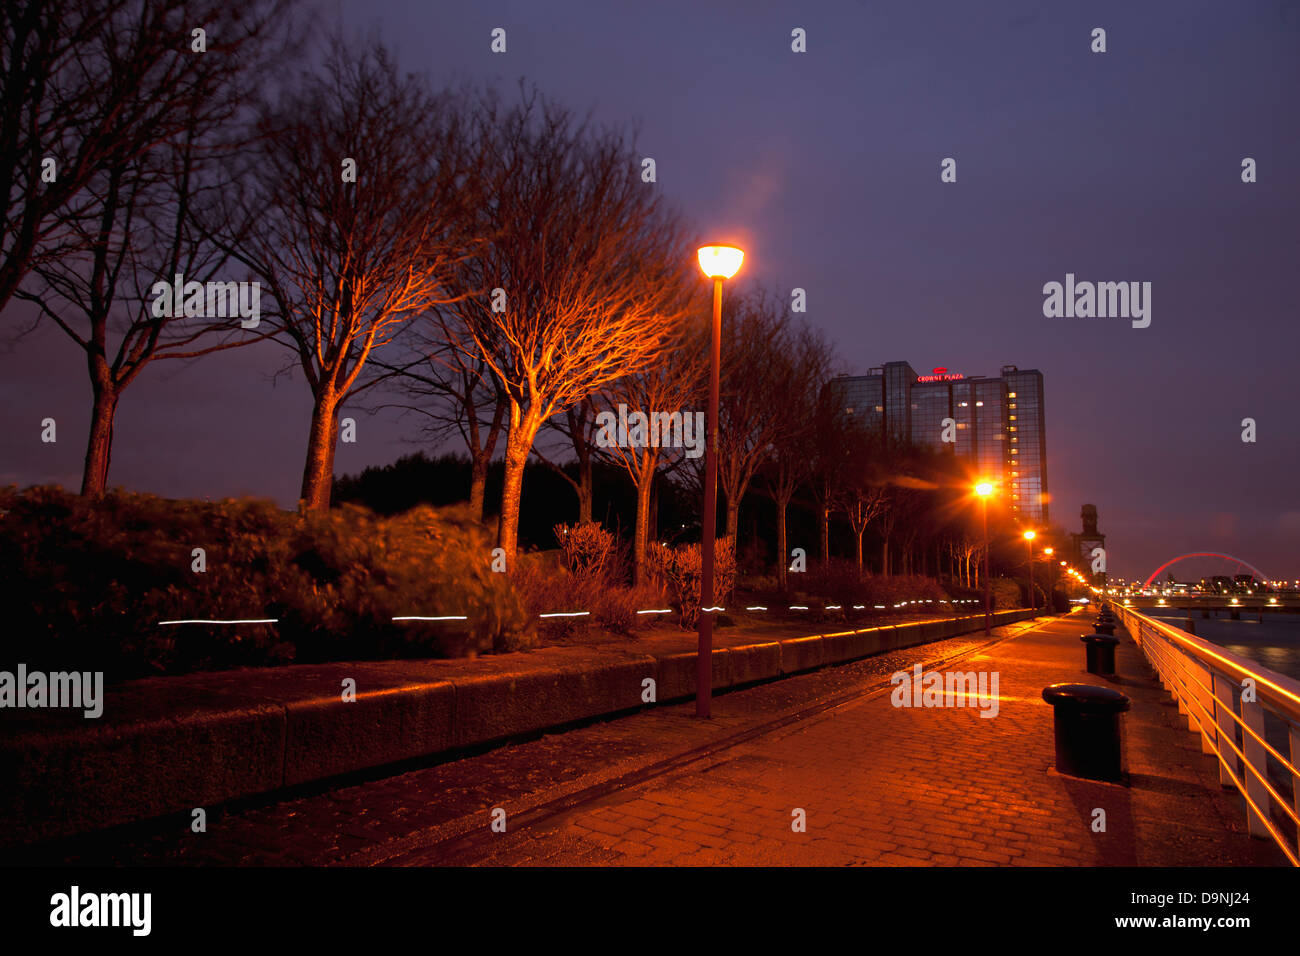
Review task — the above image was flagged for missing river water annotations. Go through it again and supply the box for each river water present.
[1144,609,1300,682]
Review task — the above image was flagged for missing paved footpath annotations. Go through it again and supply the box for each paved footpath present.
[424,614,1286,866]
[20,613,1286,867]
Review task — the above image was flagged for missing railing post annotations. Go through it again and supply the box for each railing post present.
[1194,660,1215,753]
[1291,721,1300,860]
[1174,648,1190,718]
[1213,672,1239,789]
[1241,692,1269,839]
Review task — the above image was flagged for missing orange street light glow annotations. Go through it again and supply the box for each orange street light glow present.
[1023,530,1035,540]
[697,244,744,279]
[975,482,993,497]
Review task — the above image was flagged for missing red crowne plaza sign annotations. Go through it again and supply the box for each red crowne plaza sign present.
[916,367,965,383]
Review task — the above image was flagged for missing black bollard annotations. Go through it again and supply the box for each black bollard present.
[1041,683,1131,782]
[1094,621,1116,635]
[1081,633,1120,676]
[1183,617,1195,635]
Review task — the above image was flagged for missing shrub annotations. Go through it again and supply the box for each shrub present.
[0,486,532,679]
[991,576,1023,610]
[554,521,622,583]
[783,560,950,612]
[594,582,669,635]
[646,537,737,629]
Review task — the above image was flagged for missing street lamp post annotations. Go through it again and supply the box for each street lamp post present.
[1023,530,1036,610]
[976,482,993,635]
[695,244,744,718]
[1043,546,1053,608]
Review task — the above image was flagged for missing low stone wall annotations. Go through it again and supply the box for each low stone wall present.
[0,608,1039,847]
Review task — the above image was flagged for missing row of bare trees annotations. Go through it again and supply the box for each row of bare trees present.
[3,4,700,559]
[3,3,1036,583]
[3,0,295,493]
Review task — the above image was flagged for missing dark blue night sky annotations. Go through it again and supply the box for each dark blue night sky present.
[2,0,1297,579]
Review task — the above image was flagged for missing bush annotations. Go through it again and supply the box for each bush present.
[0,486,532,679]
[646,537,737,629]
[554,521,623,583]
[991,577,1023,610]
[782,560,950,612]
[597,582,670,635]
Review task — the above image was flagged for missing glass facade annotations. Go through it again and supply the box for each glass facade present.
[829,362,1049,524]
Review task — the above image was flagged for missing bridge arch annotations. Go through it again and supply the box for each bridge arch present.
[1142,552,1270,588]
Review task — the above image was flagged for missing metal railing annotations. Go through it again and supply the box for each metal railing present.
[1112,604,1300,865]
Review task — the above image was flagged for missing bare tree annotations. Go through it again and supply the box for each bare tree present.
[807,384,858,565]
[530,398,600,526]
[598,323,706,584]
[837,431,890,574]
[369,319,509,522]
[439,89,697,557]
[761,321,835,588]
[713,287,798,541]
[0,0,291,317]
[227,40,480,512]
[10,0,293,494]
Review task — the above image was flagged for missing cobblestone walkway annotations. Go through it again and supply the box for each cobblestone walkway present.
[426,615,1286,866]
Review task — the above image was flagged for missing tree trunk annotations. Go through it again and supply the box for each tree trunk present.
[820,503,830,566]
[81,373,118,497]
[725,495,739,541]
[469,451,489,522]
[881,538,890,576]
[633,464,654,586]
[776,494,789,590]
[578,454,593,525]
[299,388,339,513]
[648,482,658,545]
[855,529,864,571]
[497,413,540,557]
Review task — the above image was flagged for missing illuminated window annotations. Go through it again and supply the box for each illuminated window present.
[1008,392,1017,398]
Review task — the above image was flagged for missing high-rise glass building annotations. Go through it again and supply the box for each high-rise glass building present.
[829,361,1049,524]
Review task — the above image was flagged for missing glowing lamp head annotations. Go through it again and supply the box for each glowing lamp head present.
[1043,547,1053,555]
[975,482,993,498]
[1023,530,1036,541]
[697,244,744,280]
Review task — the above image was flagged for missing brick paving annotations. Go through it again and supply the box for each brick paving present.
[423,614,1287,866]
[17,612,1287,867]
